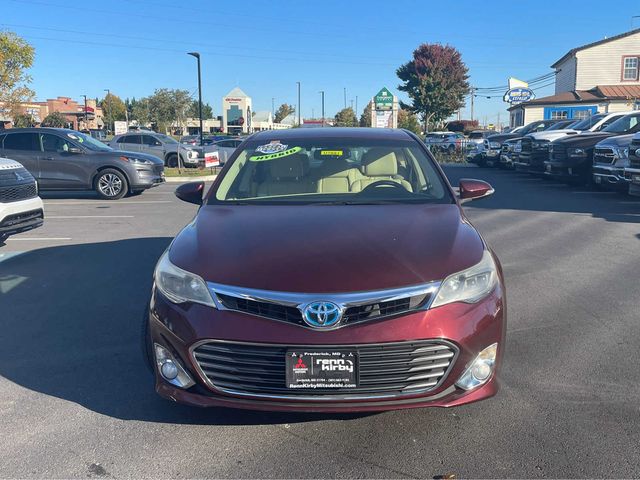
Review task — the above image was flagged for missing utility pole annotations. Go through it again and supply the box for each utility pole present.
[497,112,501,131]
[81,94,88,130]
[296,81,301,126]
[470,87,475,122]
[319,90,325,126]
[343,87,347,109]
[355,96,358,116]
[187,52,203,146]
[103,89,110,133]
[271,97,275,117]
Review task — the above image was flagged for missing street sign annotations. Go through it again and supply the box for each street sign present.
[114,121,127,135]
[374,87,394,111]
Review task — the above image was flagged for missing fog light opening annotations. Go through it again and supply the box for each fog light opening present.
[153,343,195,389]
[456,343,498,391]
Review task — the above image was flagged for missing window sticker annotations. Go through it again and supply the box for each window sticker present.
[320,150,343,156]
[255,141,288,154]
[250,146,302,162]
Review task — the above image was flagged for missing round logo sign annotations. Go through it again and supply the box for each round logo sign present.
[503,87,535,105]
[302,301,342,328]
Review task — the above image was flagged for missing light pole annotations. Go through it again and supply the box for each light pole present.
[319,90,325,126]
[343,87,347,109]
[355,95,358,116]
[81,94,88,130]
[271,97,275,117]
[103,88,110,134]
[187,52,204,146]
[296,81,301,126]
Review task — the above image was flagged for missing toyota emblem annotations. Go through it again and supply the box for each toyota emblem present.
[302,301,342,328]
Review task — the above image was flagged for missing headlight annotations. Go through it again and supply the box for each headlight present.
[431,251,498,308]
[532,141,549,150]
[489,142,501,149]
[154,250,215,307]
[120,155,154,165]
[568,148,587,157]
[187,150,199,158]
[612,147,629,160]
[513,143,522,153]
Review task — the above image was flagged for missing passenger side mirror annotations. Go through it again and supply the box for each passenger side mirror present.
[458,179,494,203]
[175,181,204,205]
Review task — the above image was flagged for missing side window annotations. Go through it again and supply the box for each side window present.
[142,135,161,146]
[116,135,129,143]
[217,140,232,147]
[118,135,141,144]
[41,134,74,153]
[598,117,620,130]
[3,133,41,151]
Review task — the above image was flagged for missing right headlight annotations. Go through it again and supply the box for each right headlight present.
[154,250,216,307]
[431,250,498,308]
[489,142,501,149]
[612,146,629,160]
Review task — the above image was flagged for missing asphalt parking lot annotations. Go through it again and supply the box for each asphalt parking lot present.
[1,167,640,479]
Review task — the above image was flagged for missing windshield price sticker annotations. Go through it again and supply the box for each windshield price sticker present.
[320,150,344,156]
[255,142,288,154]
[249,146,302,162]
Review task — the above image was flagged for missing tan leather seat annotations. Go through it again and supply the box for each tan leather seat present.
[256,154,313,197]
[351,148,412,192]
[315,160,364,193]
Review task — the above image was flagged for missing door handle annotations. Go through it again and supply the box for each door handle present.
[43,156,55,161]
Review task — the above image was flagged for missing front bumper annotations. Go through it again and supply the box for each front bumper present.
[626,167,640,196]
[544,159,589,180]
[147,283,506,412]
[593,164,628,189]
[0,196,44,238]
[130,168,166,189]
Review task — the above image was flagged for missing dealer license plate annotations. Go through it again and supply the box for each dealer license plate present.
[286,349,358,389]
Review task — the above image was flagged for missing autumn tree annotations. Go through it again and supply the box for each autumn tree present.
[359,102,372,127]
[0,31,35,119]
[397,43,470,132]
[334,107,358,127]
[397,108,421,135]
[274,103,295,123]
[41,111,67,128]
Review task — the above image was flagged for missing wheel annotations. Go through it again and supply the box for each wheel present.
[165,153,178,168]
[141,305,154,374]
[95,169,128,200]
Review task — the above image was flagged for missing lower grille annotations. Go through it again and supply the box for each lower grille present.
[0,183,38,203]
[192,340,458,398]
[0,209,43,230]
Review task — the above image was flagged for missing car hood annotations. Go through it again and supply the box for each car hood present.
[106,150,165,165]
[168,203,485,293]
[595,134,635,148]
[486,133,520,144]
[528,130,580,141]
[553,132,614,147]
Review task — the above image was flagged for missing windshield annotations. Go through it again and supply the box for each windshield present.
[64,131,112,152]
[211,137,452,205]
[602,113,640,134]
[568,114,606,131]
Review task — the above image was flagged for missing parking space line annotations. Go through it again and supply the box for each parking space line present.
[7,237,72,241]
[43,200,172,205]
[47,215,134,219]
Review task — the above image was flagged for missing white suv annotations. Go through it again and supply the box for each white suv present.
[0,157,44,244]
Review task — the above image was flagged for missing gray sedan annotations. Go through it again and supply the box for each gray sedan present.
[109,132,200,167]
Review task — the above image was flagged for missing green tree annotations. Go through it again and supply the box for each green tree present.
[41,111,67,128]
[334,107,358,127]
[397,108,421,135]
[12,113,35,127]
[359,102,372,127]
[131,97,151,125]
[0,31,35,119]
[397,43,470,132]
[188,100,213,119]
[100,93,127,131]
[274,103,295,123]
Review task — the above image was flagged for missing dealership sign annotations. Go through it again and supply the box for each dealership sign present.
[374,87,394,111]
[503,87,535,105]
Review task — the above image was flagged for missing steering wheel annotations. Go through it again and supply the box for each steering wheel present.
[361,180,409,192]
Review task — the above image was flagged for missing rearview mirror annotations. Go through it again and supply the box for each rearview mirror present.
[458,179,494,203]
[175,181,204,205]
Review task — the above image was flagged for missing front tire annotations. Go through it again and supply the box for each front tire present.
[165,153,179,168]
[95,169,128,200]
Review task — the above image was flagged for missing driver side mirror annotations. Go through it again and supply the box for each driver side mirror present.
[68,146,84,154]
[458,179,494,203]
[175,181,204,205]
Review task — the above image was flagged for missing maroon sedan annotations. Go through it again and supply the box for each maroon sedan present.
[143,128,506,412]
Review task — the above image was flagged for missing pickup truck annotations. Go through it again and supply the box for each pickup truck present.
[626,133,640,196]
[592,134,634,190]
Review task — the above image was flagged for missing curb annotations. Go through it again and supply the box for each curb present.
[164,175,217,183]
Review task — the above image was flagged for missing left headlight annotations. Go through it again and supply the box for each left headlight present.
[154,250,216,307]
[120,155,154,165]
[568,148,587,158]
[431,250,498,308]
[489,142,501,149]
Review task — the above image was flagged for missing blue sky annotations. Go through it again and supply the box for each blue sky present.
[2,0,639,125]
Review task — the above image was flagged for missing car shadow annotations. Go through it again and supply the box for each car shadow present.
[443,166,640,224]
[0,239,374,425]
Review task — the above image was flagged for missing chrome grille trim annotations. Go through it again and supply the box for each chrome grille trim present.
[190,339,459,401]
[207,281,441,329]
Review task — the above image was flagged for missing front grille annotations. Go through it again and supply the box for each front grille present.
[549,144,567,161]
[216,292,431,327]
[0,167,34,187]
[630,141,640,169]
[520,138,532,153]
[594,147,616,165]
[0,182,38,203]
[192,340,457,397]
[501,144,511,154]
[0,209,43,229]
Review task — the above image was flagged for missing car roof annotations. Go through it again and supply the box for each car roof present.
[0,127,79,134]
[250,127,414,142]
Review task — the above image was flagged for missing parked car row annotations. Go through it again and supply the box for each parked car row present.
[469,112,640,195]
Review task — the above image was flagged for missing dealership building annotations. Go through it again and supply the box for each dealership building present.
[510,28,640,126]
